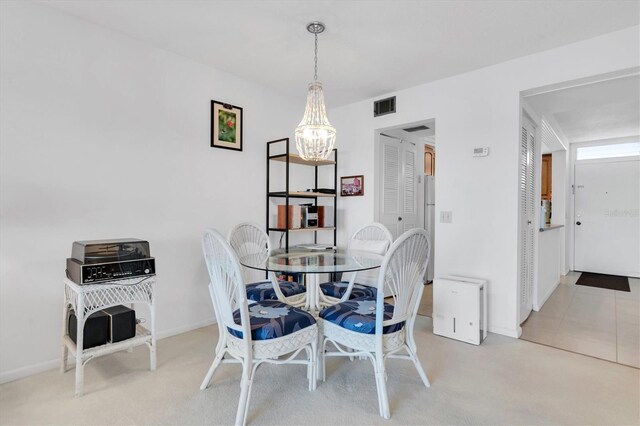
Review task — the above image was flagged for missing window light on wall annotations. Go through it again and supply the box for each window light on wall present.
[576,142,640,161]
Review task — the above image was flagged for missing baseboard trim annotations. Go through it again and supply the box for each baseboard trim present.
[0,317,216,385]
[489,324,520,338]
[0,359,61,385]
[155,317,216,340]
[533,279,560,312]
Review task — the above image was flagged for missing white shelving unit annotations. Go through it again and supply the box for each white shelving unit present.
[60,276,156,396]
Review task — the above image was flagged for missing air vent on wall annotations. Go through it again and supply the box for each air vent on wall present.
[373,96,396,117]
[403,125,430,132]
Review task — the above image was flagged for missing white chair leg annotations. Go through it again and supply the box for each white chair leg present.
[305,346,311,384]
[235,359,254,426]
[200,349,226,390]
[310,340,317,391]
[407,346,430,388]
[374,358,390,419]
[321,338,328,382]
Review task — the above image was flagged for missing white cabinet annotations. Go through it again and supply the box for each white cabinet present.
[433,275,487,345]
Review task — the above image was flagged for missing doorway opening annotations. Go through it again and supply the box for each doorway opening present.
[518,69,640,368]
[374,118,436,317]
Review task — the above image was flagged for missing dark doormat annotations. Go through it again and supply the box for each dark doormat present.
[576,272,630,292]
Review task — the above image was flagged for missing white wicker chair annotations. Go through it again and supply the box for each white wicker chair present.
[319,228,431,419]
[200,228,318,426]
[319,223,393,304]
[228,222,306,306]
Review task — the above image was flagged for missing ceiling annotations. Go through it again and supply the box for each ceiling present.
[381,119,436,146]
[526,74,640,144]
[41,0,639,108]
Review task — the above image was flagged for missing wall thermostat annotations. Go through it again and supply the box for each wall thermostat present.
[473,147,489,157]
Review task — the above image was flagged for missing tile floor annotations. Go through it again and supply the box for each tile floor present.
[521,271,640,368]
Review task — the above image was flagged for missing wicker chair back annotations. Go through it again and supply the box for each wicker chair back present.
[228,222,272,285]
[345,223,393,287]
[202,228,250,340]
[376,228,430,329]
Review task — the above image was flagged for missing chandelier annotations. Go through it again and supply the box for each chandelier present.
[295,21,336,162]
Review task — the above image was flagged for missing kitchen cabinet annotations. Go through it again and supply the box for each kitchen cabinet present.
[424,145,435,176]
[541,154,552,200]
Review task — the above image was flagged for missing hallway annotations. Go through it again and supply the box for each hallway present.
[521,272,640,368]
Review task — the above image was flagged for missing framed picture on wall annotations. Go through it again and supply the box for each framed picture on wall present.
[341,175,364,196]
[211,100,243,151]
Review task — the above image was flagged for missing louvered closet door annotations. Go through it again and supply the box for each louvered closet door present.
[379,135,418,241]
[519,119,536,324]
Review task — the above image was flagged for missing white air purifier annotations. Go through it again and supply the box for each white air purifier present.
[433,275,487,345]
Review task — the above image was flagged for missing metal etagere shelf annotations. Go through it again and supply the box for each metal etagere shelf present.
[266,138,337,251]
[60,276,156,396]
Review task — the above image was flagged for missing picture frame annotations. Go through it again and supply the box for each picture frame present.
[340,175,364,196]
[211,100,243,151]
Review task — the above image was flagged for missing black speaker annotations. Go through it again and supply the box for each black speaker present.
[68,310,109,349]
[102,305,136,343]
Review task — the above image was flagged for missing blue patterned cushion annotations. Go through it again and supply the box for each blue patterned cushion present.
[319,281,377,299]
[245,280,305,302]
[319,296,404,335]
[228,300,316,340]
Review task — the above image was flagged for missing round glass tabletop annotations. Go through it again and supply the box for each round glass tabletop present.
[239,247,384,274]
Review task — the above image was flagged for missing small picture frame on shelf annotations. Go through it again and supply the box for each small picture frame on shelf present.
[340,175,364,196]
[211,100,243,151]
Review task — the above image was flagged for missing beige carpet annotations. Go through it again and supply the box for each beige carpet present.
[2,316,639,425]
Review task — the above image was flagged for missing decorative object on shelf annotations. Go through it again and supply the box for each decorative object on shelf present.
[211,100,243,151]
[294,21,336,162]
[340,175,364,196]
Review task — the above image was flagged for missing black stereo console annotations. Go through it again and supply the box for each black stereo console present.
[66,257,155,284]
[66,238,155,284]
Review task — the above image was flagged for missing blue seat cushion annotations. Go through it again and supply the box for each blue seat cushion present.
[319,281,377,299]
[245,280,305,302]
[228,300,316,341]
[319,296,404,335]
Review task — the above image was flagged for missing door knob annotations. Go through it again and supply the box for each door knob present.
[576,221,581,226]
[398,217,403,221]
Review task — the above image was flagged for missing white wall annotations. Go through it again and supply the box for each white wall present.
[535,229,563,310]
[329,26,639,338]
[0,2,300,382]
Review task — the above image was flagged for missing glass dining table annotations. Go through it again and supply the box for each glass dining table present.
[239,247,384,311]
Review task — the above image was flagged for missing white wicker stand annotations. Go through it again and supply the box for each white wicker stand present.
[60,276,157,396]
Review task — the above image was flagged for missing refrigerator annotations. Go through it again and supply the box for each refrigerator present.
[424,176,435,282]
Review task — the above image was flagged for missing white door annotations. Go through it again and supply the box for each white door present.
[518,118,536,324]
[574,158,640,277]
[379,135,419,240]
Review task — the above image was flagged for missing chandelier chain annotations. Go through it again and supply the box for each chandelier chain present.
[314,32,318,82]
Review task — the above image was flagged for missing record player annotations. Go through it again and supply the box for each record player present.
[66,238,155,284]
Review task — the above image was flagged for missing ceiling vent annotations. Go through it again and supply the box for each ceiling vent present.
[374,96,396,117]
[403,125,430,133]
